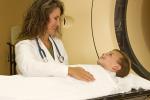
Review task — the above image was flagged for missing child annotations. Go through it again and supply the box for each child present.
[97,49,131,77]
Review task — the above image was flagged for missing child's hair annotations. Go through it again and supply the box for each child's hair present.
[113,49,131,77]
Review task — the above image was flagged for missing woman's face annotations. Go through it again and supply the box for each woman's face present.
[47,7,61,36]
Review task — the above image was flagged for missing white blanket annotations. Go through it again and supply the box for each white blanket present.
[0,65,150,100]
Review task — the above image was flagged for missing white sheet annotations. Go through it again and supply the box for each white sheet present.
[114,73,150,93]
[0,65,150,100]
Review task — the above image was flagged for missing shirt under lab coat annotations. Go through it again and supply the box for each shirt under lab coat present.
[15,37,68,77]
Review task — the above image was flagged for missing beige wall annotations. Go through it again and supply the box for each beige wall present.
[127,0,150,71]
[0,0,33,74]
[62,0,118,64]
[62,0,150,73]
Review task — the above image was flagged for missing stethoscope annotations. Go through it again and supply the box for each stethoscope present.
[35,36,64,63]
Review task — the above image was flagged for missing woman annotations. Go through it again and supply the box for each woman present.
[15,0,94,82]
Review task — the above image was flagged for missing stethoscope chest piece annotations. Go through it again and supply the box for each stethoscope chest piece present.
[58,55,64,63]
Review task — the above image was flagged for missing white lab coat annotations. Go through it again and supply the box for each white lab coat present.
[15,37,68,77]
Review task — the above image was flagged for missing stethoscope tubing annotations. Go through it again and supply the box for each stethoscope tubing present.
[50,37,62,58]
[36,37,64,63]
[35,38,46,59]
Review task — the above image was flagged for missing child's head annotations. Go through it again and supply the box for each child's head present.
[97,49,131,77]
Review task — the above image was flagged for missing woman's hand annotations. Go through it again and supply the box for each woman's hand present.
[68,67,95,82]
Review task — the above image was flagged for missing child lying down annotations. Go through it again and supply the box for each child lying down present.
[68,49,131,82]
[0,64,150,100]
[0,49,149,100]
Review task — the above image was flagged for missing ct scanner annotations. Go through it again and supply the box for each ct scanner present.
[61,0,150,80]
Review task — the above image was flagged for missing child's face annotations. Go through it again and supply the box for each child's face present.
[97,50,122,72]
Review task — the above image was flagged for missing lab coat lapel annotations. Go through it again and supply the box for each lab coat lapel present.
[48,37,60,63]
